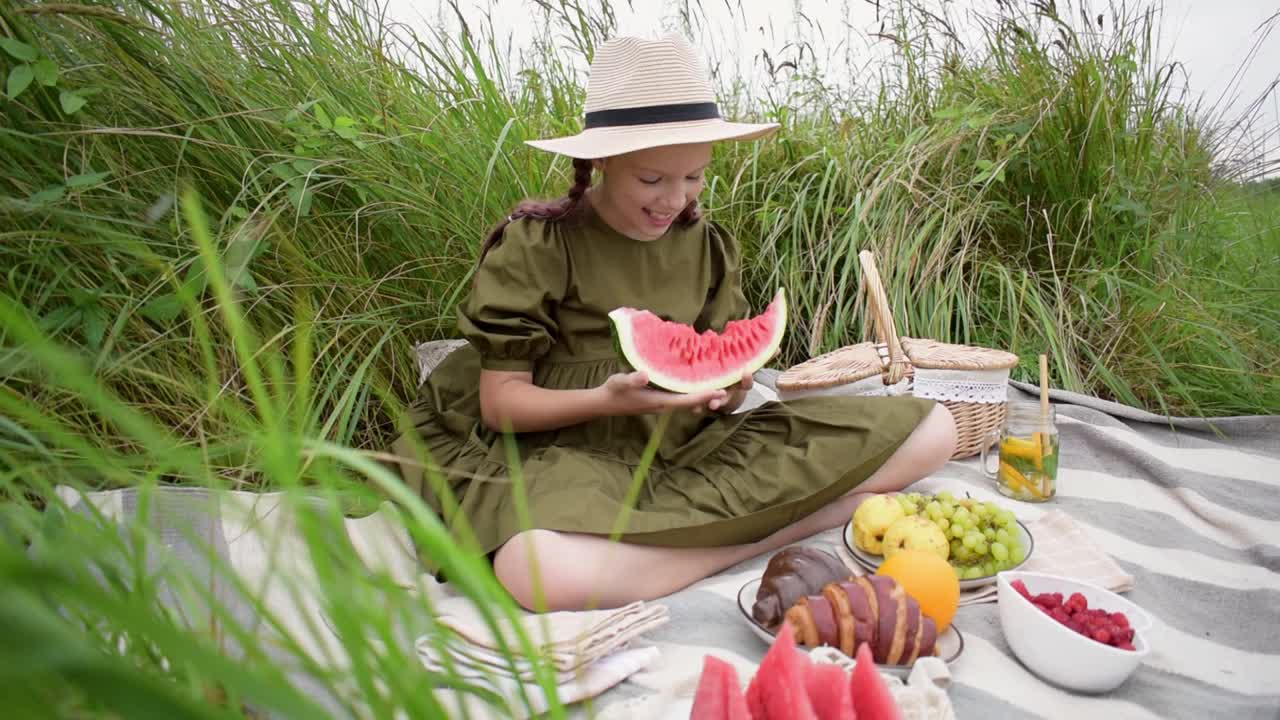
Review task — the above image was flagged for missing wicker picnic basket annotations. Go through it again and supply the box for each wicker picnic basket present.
[776,251,1020,460]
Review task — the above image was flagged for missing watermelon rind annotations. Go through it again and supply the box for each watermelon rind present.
[607,287,787,394]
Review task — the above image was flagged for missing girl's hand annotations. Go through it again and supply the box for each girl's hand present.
[708,372,752,414]
[600,372,728,416]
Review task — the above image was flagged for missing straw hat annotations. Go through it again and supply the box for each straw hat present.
[526,35,779,159]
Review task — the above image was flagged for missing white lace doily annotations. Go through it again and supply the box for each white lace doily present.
[911,367,1010,404]
[809,647,957,720]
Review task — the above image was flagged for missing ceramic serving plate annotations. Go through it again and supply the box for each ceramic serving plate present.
[736,577,965,677]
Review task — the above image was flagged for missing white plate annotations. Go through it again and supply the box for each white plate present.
[736,577,964,677]
[842,516,1035,590]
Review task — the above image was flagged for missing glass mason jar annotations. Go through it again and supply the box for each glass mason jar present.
[980,402,1058,502]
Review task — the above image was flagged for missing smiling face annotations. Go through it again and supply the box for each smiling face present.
[589,142,712,241]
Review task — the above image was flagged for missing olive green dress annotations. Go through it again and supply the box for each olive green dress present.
[390,198,934,566]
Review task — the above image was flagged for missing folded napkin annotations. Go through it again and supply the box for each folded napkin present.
[417,598,668,718]
[835,510,1134,606]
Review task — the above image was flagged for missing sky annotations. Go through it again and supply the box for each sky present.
[380,0,1280,177]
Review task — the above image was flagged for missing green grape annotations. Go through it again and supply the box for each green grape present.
[983,528,997,541]
[962,532,980,549]
[974,540,989,556]
[937,491,955,503]
[951,525,965,539]
[1011,546,1026,565]
[940,503,955,519]
[898,496,919,515]
[952,507,971,524]
[982,560,997,576]
[962,566,984,580]
[907,492,924,505]
[935,517,950,532]
[975,504,992,518]
[953,565,966,579]
[995,528,1011,545]
[925,501,943,519]
[991,542,1009,562]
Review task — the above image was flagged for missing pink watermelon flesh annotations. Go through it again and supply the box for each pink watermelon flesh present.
[805,661,857,720]
[850,643,903,720]
[608,287,787,394]
[744,620,818,720]
[690,655,751,720]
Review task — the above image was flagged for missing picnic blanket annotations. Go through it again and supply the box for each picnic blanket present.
[44,362,1280,719]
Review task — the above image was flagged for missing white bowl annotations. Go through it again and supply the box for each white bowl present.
[996,571,1153,693]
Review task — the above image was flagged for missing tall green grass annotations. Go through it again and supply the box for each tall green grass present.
[1,0,1278,716]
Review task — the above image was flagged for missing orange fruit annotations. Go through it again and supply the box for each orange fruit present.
[876,550,961,632]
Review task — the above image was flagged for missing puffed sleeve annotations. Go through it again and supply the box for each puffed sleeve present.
[457,218,568,371]
[695,221,751,331]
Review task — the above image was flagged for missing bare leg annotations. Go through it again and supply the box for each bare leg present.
[495,404,957,611]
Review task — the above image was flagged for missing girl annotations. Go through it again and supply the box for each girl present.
[390,35,956,612]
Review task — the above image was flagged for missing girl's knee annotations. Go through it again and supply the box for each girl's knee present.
[493,529,582,611]
[925,403,958,463]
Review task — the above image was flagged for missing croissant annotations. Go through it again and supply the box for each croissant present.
[783,575,938,666]
[752,546,851,628]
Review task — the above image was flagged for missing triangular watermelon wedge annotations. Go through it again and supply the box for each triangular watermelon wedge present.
[744,621,818,720]
[805,660,857,720]
[850,643,903,720]
[690,655,751,720]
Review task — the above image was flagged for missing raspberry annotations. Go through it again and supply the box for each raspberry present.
[1012,580,1031,598]
[1017,581,1140,651]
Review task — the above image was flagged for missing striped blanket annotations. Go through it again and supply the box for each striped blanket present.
[593,377,1280,719]
[49,371,1280,719]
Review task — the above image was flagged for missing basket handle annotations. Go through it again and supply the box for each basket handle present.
[857,250,910,385]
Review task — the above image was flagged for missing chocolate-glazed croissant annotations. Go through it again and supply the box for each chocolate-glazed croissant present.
[751,546,850,627]
[783,575,938,665]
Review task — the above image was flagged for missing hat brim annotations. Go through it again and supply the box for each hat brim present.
[525,118,780,159]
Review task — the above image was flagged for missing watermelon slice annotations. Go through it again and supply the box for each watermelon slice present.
[744,621,818,720]
[690,655,752,720]
[850,643,903,720]
[805,661,857,720]
[608,287,787,393]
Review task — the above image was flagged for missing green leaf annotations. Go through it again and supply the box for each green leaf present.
[269,162,295,182]
[7,64,34,99]
[286,186,313,215]
[0,38,37,62]
[82,306,105,350]
[59,90,87,114]
[333,115,358,139]
[32,58,57,86]
[314,104,332,129]
[225,220,267,291]
[38,306,80,333]
[27,185,64,206]
[291,158,319,175]
[229,205,248,219]
[139,294,183,324]
[68,287,98,306]
[66,171,110,188]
